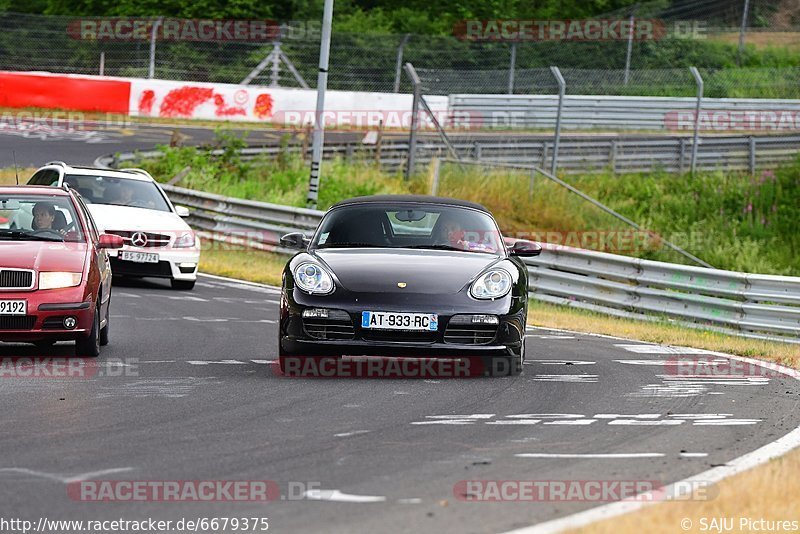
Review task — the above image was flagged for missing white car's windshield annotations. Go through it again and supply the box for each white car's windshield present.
[64,174,171,212]
[313,204,503,254]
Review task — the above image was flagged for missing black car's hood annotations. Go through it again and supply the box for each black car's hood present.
[313,248,501,294]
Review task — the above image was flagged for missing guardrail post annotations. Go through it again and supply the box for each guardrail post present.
[689,67,704,175]
[431,157,441,195]
[749,136,756,176]
[609,140,618,174]
[99,51,105,76]
[508,42,517,94]
[541,142,548,169]
[404,62,422,180]
[678,138,687,174]
[550,66,566,175]
[473,142,482,160]
[393,34,411,93]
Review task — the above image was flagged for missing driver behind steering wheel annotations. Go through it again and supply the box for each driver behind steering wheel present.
[32,202,66,236]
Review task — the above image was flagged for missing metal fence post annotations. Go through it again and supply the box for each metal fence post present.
[623,4,638,85]
[393,34,411,93]
[306,0,334,209]
[690,66,704,175]
[508,42,517,94]
[431,157,441,195]
[738,0,751,65]
[404,62,422,180]
[270,42,282,87]
[550,66,566,175]
[99,51,105,76]
[148,17,163,79]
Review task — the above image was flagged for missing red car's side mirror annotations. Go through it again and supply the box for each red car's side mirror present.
[98,233,125,249]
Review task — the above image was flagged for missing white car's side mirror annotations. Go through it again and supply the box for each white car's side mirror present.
[175,206,190,218]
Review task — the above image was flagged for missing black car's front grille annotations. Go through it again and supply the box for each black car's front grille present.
[0,269,33,289]
[361,329,438,343]
[303,310,355,340]
[107,230,171,248]
[444,315,499,345]
[0,316,36,330]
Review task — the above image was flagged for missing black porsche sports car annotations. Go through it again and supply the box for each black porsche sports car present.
[278,195,541,377]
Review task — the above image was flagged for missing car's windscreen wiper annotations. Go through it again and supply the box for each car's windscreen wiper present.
[317,243,384,249]
[405,244,469,252]
[0,230,64,242]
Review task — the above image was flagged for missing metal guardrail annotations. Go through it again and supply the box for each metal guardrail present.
[97,132,800,176]
[144,184,800,345]
[448,94,800,131]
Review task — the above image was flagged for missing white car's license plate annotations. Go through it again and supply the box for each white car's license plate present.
[0,300,26,315]
[121,251,159,263]
[361,311,438,331]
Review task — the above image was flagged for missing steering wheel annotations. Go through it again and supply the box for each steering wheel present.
[30,228,65,238]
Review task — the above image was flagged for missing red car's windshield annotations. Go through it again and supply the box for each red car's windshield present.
[0,194,86,243]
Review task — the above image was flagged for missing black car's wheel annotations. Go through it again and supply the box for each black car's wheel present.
[99,300,110,346]
[171,279,196,290]
[75,305,101,358]
[482,342,524,377]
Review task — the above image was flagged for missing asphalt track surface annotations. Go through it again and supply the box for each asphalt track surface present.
[1,275,799,533]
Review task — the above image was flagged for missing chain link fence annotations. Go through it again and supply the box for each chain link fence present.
[0,3,797,96]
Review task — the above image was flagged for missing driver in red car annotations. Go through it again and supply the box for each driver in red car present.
[32,202,65,235]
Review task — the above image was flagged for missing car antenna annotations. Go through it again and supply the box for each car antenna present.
[12,151,19,185]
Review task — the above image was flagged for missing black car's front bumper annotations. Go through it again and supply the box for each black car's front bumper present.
[280,287,527,358]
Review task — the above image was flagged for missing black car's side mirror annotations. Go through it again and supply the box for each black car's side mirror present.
[280,232,310,249]
[509,240,542,257]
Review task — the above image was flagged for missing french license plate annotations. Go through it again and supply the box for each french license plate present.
[121,251,159,263]
[0,300,26,315]
[361,311,438,331]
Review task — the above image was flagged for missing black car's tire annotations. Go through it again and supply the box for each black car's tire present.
[99,302,110,346]
[75,306,101,358]
[482,343,524,377]
[171,279,196,290]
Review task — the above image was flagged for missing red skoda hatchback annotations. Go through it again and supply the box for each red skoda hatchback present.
[0,185,123,356]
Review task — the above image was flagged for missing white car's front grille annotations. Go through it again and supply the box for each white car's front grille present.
[107,231,171,248]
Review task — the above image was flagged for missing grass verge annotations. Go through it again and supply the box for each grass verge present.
[199,247,799,534]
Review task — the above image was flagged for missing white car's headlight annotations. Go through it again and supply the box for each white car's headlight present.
[294,262,334,294]
[39,272,82,290]
[470,269,512,299]
[173,231,196,248]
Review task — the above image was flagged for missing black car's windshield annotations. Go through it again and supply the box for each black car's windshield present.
[0,194,85,242]
[64,174,171,212]
[313,203,503,254]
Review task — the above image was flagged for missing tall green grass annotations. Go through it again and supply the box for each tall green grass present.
[128,133,800,276]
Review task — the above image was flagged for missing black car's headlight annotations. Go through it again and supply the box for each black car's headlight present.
[470,269,512,299]
[294,262,334,294]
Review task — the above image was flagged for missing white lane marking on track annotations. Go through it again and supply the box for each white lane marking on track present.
[515,453,664,459]
[151,295,208,302]
[0,467,133,484]
[615,344,716,354]
[303,489,386,503]
[486,420,541,425]
[397,498,422,504]
[114,293,141,298]
[680,452,709,458]
[527,360,596,365]
[182,316,228,322]
[334,430,370,437]
[542,419,598,425]
[594,414,661,419]
[608,420,685,426]
[527,335,575,339]
[692,419,762,426]
[531,375,598,382]
[187,360,248,365]
[614,359,729,366]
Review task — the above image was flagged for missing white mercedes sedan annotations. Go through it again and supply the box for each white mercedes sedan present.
[27,162,200,290]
